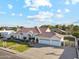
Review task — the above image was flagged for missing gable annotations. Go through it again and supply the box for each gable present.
[39,27,51,33]
[46,28,51,32]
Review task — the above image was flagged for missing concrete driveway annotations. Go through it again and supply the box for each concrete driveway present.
[22,44,64,59]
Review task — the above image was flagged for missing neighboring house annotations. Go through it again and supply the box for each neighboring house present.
[0,29,16,39]
[14,27,64,47]
[52,28,66,35]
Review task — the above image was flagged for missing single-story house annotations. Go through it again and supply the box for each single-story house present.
[14,27,64,47]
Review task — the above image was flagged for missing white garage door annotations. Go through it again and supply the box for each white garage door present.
[39,39,50,45]
[39,39,61,46]
[50,40,61,46]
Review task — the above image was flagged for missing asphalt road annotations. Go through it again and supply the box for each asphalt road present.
[0,49,24,59]
[59,47,77,59]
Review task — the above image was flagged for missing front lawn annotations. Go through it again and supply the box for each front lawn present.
[0,39,30,52]
[0,40,3,47]
[0,40,16,47]
[11,44,29,52]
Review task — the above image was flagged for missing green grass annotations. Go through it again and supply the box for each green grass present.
[0,40,3,47]
[0,40,16,47]
[0,39,30,52]
[6,41,16,47]
[11,44,29,52]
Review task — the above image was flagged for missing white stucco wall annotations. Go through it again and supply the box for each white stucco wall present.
[0,30,16,38]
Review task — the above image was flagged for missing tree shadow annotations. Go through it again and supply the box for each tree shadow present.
[46,52,60,56]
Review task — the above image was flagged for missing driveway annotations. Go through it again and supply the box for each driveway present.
[0,49,24,59]
[59,47,77,59]
[22,44,64,59]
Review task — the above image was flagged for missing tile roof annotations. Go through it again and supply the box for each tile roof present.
[38,32,55,38]
[17,28,40,34]
[16,27,63,39]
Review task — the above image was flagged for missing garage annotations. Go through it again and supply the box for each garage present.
[37,32,63,47]
[39,39,61,47]
[50,40,61,46]
[39,39,50,45]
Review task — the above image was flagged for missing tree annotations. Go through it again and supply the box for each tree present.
[62,25,66,30]
[0,27,4,30]
[40,25,54,29]
[65,24,74,34]
[73,25,79,32]
[55,24,62,29]
[12,27,17,31]
[72,32,79,38]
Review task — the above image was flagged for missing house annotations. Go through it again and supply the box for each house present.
[14,27,64,47]
[52,28,66,35]
[0,29,16,39]
[0,27,76,47]
[13,27,40,40]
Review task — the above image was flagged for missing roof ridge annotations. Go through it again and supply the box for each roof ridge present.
[35,27,42,34]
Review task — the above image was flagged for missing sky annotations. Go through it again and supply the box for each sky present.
[0,0,79,27]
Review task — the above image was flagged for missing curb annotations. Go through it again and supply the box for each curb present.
[0,47,27,59]
[75,47,79,59]
[0,47,19,54]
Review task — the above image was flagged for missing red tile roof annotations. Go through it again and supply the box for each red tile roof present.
[17,27,63,39]
[17,28,40,34]
[38,32,55,38]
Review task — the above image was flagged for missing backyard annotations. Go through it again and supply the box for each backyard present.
[0,39,30,52]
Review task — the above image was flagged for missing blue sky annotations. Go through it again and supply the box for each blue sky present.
[0,0,79,27]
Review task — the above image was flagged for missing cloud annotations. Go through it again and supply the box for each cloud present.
[65,0,79,5]
[19,13,23,16]
[29,7,38,10]
[55,13,64,18]
[24,0,52,10]
[8,4,13,9]
[27,11,64,22]
[27,11,53,21]
[65,0,70,5]
[11,13,15,16]
[71,0,79,4]
[57,9,62,13]
[65,8,70,13]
